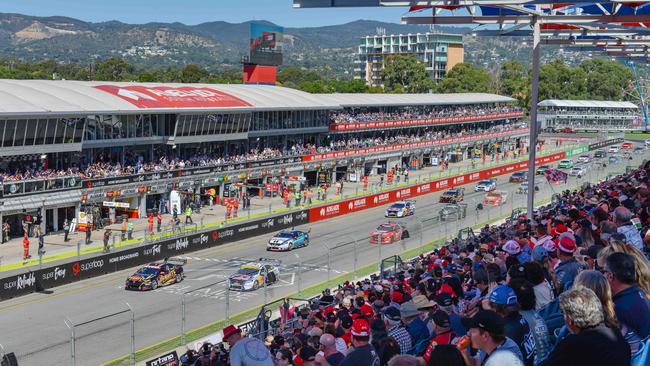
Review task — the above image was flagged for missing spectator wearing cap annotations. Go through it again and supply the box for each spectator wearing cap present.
[339,319,381,366]
[460,310,524,366]
[509,279,552,365]
[223,324,274,366]
[613,206,644,251]
[422,310,455,363]
[314,334,344,366]
[401,301,430,351]
[382,306,413,355]
[486,285,535,366]
[541,287,630,366]
[554,236,583,292]
[604,252,650,346]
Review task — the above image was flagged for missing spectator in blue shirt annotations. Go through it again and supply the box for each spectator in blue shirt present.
[400,302,430,352]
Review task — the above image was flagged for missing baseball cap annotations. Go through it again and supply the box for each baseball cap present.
[502,240,521,255]
[434,292,453,307]
[461,310,505,336]
[558,236,577,254]
[341,315,353,329]
[532,245,548,261]
[489,285,518,305]
[383,306,401,322]
[391,291,404,304]
[350,318,370,337]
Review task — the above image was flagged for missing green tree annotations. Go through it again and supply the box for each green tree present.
[179,64,206,83]
[579,58,632,100]
[380,55,434,93]
[436,62,493,93]
[94,58,135,81]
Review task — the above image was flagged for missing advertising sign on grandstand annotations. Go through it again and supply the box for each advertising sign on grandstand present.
[94,85,253,109]
[249,23,283,66]
[329,112,524,132]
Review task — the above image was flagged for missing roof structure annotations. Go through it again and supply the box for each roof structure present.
[319,93,514,107]
[0,79,514,117]
[539,99,639,108]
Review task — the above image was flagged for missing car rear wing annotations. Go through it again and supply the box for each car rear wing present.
[164,257,187,266]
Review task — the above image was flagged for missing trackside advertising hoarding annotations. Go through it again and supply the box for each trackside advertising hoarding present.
[309,151,565,222]
[0,210,309,300]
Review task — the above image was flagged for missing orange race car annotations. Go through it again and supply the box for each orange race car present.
[369,223,410,244]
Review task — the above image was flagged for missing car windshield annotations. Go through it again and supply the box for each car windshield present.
[377,224,395,231]
[514,172,524,176]
[478,180,491,185]
[236,268,259,276]
[391,203,405,209]
[445,190,459,196]
[487,192,501,198]
[135,267,159,277]
[277,232,294,238]
[444,205,457,211]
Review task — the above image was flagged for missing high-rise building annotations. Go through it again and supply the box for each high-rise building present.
[354,31,464,87]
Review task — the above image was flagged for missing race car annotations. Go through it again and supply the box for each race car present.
[483,191,508,206]
[267,229,310,251]
[515,182,538,194]
[621,142,633,150]
[536,165,551,175]
[228,259,280,291]
[594,150,606,159]
[474,179,497,192]
[385,201,416,218]
[125,258,186,291]
[509,172,527,183]
[439,204,467,221]
[576,154,591,163]
[557,159,573,169]
[369,223,409,244]
[439,188,464,203]
[569,165,587,177]
[609,145,620,153]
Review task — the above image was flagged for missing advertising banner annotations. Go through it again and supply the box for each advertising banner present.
[0,209,309,301]
[94,85,253,109]
[249,23,283,66]
[329,112,524,132]
[302,129,529,162]
[146,351,179,366]
[588,138,624,151]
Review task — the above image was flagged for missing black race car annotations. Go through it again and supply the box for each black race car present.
[125,258,186,291]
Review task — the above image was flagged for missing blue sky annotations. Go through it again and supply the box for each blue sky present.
[1,0,409,27]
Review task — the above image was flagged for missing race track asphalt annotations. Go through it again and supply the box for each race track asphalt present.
[0,151,644,366]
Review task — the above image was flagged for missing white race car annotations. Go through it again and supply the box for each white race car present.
[385,201,416,218]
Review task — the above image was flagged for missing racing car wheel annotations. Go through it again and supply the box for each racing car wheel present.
[267,272,277,284]
[151,280,159,290]
[401,231,410,239]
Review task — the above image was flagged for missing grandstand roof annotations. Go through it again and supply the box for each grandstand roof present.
[0,79,514,116]
[320,93,515,107]
[538,99,639,109]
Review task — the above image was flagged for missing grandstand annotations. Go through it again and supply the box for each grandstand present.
[0,80,524,238]
[538,99,641,132]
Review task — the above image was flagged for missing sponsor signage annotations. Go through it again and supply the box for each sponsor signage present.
[0,209,309,300]
[95,85,253,109]
[302,129,528,162]
[329,112,524,132]
[146,351,179,366]
[588,138,624,151]
[103,201,130,208]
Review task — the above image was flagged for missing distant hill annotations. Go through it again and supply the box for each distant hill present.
[0,13,586,78]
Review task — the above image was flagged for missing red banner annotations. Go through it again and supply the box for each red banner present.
[329,112,524,132]
[302,129,528,162]
[308,150,566,223]
[94,85,253,109]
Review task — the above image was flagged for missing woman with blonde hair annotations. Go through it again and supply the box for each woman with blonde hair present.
[573,270,619,329]
[597,240,650,294]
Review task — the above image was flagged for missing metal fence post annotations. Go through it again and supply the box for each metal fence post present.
[201,217,205,229]
[294,253,302,297]
[419,218,424,255]
[112,235,116,251]
[126,302,135,366]
[268,204,272,214]
[378,236,382,263]
[327,246,332,284]
[225,286,230,326]
[353,239,358,279]
[264,271,268,306]
[64,317,75,366]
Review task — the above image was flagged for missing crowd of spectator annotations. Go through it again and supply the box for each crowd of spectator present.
[0,122,525,183]
[331,105,523,125]
[185,159,650,366]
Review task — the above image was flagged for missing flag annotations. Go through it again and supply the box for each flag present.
[543,169,568,184]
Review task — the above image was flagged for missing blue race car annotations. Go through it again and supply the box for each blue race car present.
[266,229,310,251]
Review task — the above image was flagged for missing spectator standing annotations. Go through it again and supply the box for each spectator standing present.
[147,213,154,235]
[35,225,45,256]
[223,325,274,366]
[22,234,31,260]
[541,287,630,366]
[2,221,9,243]
[400,302,430,351]
[185,206,193,224]
[103,229,111,252]
[315,334,344,366]
[126,220,134,240]
[339,319,380,366]
[120,219,127,241]
[63,219,70,242]
[156,212,162,233]
[604,252,650,349]
[509,280,552,364]
[85,223,92,245]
